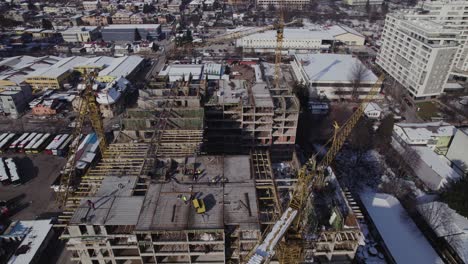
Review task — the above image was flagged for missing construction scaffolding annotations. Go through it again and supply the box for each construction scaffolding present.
[117,109,204,157]
[57,142,153,226]
[251,150,282,228]
[62,155,263,264]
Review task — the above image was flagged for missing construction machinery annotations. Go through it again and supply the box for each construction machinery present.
[246,74,384,264]
[171,19,299,59]
[55,71,107,208]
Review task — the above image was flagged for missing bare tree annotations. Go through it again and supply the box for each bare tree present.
[401,143,421,171]
[348,61,370,101]
[418,202,450,232]
[418,202,462,249]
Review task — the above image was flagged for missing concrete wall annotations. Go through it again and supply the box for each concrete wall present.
[446,129,468,174]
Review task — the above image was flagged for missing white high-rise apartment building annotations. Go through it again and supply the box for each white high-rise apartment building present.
[377,0,468,99]
[406,1,468,75]
[376,14,460,99]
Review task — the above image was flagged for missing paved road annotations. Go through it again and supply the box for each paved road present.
[0,154,66,220]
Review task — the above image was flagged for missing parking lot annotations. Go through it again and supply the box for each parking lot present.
[0,153,66,220]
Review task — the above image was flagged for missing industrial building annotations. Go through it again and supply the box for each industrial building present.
[101,24,162,42]
[236,25,365,53]
[158,64,205,82]
[376,12,460,99]
[23,55,144,91]
[96,55,144,83]
[60,26,100,43]
[0,86,32,118]
[0,55,61,90]
[291,53,381,100]
[25,56,90,90]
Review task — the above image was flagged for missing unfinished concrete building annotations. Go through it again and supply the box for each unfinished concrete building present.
[138,76,202,109]
[63,154,263,264]
[270,86,299,161]
[205,80,274,154]
[118,109,204,157]
[302,171,363,263]
[204,79,299,161]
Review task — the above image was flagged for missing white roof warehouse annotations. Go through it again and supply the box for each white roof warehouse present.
[291,53,381,100]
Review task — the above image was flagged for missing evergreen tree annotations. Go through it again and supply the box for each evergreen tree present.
[349,118,374,166]
[135,28,142,41]
[376,114,394,149]
[292,81,309,110]
[440,176,468,217]
[41,18,53,30]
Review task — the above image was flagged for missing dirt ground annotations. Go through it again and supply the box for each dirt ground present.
[0,153,66,220]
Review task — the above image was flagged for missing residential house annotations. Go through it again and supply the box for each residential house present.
[130,13,145,24]
[393,122,456,155]
[111,10,132,24]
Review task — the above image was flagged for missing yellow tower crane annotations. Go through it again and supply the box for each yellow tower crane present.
[246,75,384,264]
[55,71,107,208]
[274,5,285,90]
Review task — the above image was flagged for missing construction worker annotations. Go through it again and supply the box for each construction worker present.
[181,195,188,204]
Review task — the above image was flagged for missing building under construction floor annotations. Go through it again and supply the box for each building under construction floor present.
[117,108,204,157]
[62,153,267,264]
[59,140,362,264]
[204,80,299,161]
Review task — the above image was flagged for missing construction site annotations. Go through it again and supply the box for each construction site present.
[46,5,387,264]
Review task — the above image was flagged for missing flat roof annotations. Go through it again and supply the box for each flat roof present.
[103,24,161,29]
[251,83,274,108]
[136,155,259,231]
[159,64,204,80]
[360,192,444,264]
[413,146,461,188]
[98,55,144,78]
[242,28,335,41]
[26,56,90,79]
[62,26,98,33]
[70,155,259,230]
[395,122,456,141]
[217,79,248,104]
[1,220,53,264]
[295,53,378,83]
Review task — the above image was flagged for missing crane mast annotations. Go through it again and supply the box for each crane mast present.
[56,71,107,207]
[246,75,384,264]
